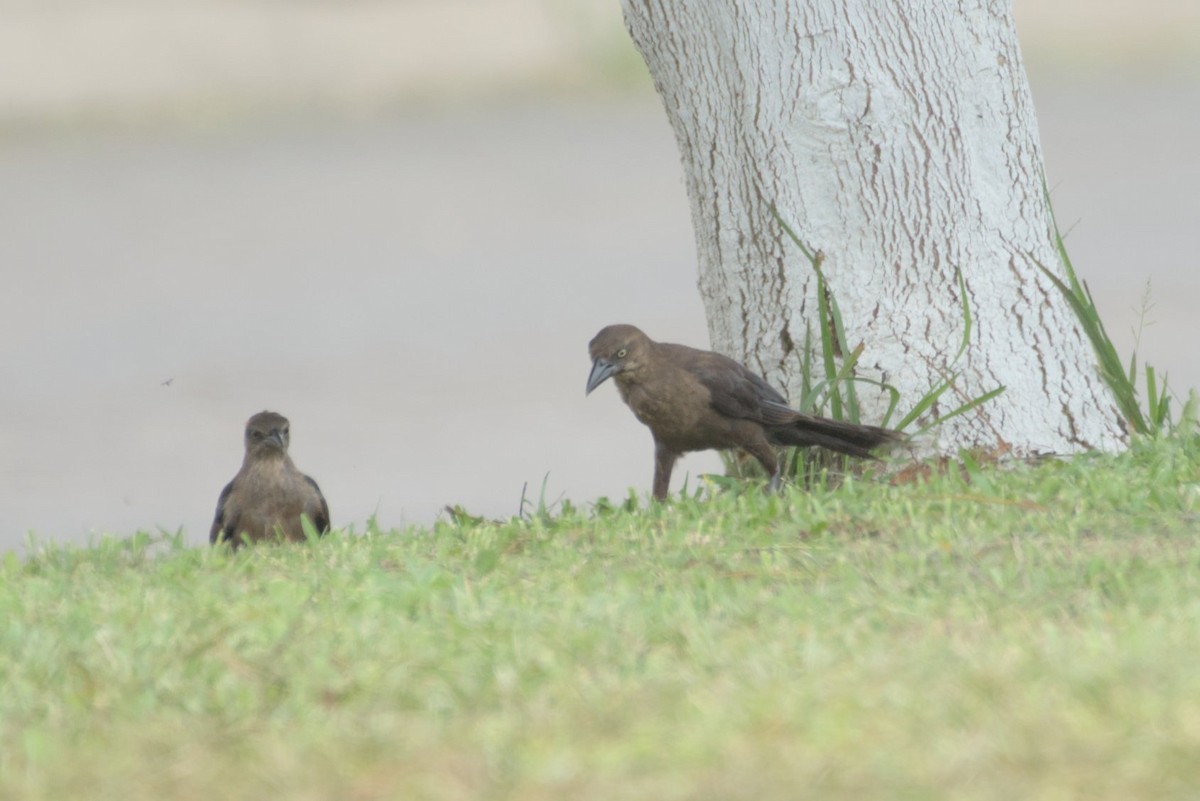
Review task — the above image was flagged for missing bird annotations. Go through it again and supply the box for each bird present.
[210,411,330,546]
[586,324,902,500]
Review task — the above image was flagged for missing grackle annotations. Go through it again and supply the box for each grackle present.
[587,324,902,500]
[210,411,330,546]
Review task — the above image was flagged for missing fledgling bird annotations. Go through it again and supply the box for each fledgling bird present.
[210,411,330,546]
[587,324,903,500]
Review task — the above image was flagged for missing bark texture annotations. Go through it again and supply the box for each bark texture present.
[621,0,1126,454]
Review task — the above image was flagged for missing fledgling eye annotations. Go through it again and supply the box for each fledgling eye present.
[251,431,263,439]
[617,348,628,359]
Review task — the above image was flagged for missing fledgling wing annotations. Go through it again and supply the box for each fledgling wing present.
[303,475,331,534]
[687,350,796,425]
[210,480,236,544]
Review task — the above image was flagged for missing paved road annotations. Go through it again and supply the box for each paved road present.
[2,80,1197,551]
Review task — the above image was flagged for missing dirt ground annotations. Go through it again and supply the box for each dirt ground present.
[1,3,1197,550]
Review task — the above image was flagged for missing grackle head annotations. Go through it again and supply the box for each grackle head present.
[244,411,291,457]
[587,324,652,394]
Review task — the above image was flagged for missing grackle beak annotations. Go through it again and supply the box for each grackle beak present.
[586,357,618,395]
[265,430,287,450]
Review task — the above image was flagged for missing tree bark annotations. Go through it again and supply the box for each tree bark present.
[621,0,1127,454]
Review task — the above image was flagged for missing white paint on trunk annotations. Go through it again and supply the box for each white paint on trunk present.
[621,0,1127,454]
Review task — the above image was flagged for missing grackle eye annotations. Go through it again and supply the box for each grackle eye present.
[617,348,627,358]
[251,431,263,439]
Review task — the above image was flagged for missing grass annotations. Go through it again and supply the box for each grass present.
[749,210,1006,485]
[774,192,1198,456]
[2,437,1199,799]
[772,210,1007,440]
[1035,178,1186,437]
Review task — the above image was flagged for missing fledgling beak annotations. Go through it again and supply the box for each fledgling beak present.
[586,357,618,395]
[266,430,286,450]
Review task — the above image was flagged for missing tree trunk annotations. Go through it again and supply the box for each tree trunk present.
[620,0,1127,455]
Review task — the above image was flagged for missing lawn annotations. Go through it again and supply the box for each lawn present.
[2,438,1198,800]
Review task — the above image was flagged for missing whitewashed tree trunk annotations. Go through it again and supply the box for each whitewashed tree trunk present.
[620,0,1127,454]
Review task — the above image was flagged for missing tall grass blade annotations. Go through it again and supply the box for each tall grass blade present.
[773,205,1005,452]
[1038,175,1177,436]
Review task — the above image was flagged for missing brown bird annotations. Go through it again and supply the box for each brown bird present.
[587,324,902,500]
[210,411,330,546]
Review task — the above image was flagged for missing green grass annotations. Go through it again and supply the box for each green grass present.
[3,438,1200,800]
[765,209,1008,487]
[1035,180,1183,437]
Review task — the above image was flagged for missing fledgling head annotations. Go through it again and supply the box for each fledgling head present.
[243,411,291,459]
[587,324,652,394]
